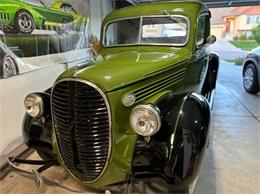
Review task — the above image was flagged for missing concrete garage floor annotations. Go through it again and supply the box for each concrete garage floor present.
[0,61,260,193]
[196,61,260,193]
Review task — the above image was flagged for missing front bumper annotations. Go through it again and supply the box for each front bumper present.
[21,90,211,193]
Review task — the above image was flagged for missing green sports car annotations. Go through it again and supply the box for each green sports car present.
[0,0,75,34]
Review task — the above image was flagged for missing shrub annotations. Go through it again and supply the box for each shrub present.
[252,24,260,45]
[233,36,239,40]
[240,35,247,40]
[248,35,255,40]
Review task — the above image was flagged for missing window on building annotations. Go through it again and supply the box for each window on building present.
[246,15,260,25]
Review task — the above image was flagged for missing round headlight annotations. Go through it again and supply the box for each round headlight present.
[24,93,44,118]
[130,104,161,137]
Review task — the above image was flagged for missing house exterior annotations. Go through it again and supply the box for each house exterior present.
[210,5,260,40]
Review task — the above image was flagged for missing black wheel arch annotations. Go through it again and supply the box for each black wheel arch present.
[22,90,56,161]
[201,52,219,95]
[131,92,211,192]
[15,9,34,19]
[14,9,36,33]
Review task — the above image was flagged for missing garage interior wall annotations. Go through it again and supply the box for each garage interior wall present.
[90,0,113,38]
[0,0,113,158]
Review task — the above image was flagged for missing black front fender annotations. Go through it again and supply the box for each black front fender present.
[131,92,211,192]
[22,91,53,156]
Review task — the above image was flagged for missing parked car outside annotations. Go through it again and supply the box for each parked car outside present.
[0,0,76,34]
[14,1,219,193]
[243,47,260,94]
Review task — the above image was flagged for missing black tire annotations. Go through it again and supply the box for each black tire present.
[0,55,19,78]
[15,10,35,34]
[243,63,259,94]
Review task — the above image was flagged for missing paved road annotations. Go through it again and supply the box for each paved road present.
[210,39,248,60]
[196,61,260,193]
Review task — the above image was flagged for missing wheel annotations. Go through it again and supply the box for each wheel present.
[243,64,259,94]
[15,10,35,34]
[1,55,19,78]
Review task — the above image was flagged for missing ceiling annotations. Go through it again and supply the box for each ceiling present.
[126,0,260,8]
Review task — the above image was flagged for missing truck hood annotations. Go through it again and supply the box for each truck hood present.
[59,48,191,92]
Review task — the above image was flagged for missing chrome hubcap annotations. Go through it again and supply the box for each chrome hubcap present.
[244,68,254,89]
[18,13,32,31]
[3,56,17,78]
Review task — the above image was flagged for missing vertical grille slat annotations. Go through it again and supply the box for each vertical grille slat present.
[52,80,110,182]
[0,12,9,21]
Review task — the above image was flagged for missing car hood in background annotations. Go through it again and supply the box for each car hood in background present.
[58,48,192,92]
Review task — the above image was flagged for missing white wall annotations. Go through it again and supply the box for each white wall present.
[0,49,91,156]
[0,64,66,155]
[0,0,113,156]
[89,0,113,38]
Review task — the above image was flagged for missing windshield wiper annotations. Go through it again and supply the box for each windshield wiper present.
[163,10,178,23]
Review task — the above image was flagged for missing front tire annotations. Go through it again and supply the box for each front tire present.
[243,64,259,94]
[15,10,35,34]
[1,55,19,78]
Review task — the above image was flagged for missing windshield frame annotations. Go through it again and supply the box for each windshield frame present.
[102,14,190,48]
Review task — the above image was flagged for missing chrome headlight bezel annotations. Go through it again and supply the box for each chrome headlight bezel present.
[24,93,44,118]
[130,104,161,137]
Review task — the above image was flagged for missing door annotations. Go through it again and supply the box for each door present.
[29,4,73,23]
[193,14,210,92]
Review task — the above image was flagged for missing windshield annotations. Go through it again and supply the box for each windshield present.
[23,0,47,7]
[61,4,77,14]
[104,15,189,47]
[252,47,260,54]
[23,0,46,7]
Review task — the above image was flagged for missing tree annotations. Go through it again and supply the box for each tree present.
[252,24,260,45]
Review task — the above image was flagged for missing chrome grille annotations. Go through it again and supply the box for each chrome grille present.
[52,80,110,182]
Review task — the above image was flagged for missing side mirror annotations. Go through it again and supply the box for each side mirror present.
[206,35,216,45]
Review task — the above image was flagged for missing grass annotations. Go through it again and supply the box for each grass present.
[229,40,259,51]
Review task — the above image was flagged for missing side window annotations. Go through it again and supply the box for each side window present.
[196,15,207,46]
[61,4,76,14]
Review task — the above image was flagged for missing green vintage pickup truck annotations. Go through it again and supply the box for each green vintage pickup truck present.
[12,1,219,193]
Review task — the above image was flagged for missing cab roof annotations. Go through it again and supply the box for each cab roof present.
[103,1,207,24]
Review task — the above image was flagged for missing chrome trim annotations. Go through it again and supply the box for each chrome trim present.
[102,14,190,48]
[138,16,143,44]
[121,93,136,107]
[51,78,112,184]
[24,93,44,118]
[130,104,161,137]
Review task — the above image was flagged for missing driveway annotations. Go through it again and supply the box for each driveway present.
[210,39,248,60]
[196,61,260,193]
